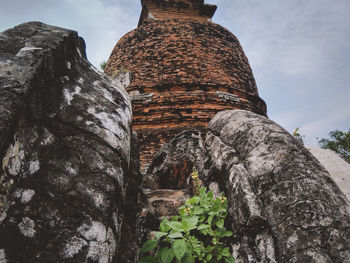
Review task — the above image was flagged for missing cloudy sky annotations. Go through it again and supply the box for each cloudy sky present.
[1,0,349,145]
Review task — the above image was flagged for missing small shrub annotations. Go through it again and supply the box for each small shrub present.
[292,127,305,143]
[319,129,350,163]
[100,60,107,70]
[139,168,235,263]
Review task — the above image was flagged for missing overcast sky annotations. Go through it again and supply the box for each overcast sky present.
[1,0,349,145]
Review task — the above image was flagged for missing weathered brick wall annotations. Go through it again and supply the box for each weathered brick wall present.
[138,0,217,25]
[105,19,267,171]
[132,85,266,169]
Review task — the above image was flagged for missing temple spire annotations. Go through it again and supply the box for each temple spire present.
[138,0,217,26]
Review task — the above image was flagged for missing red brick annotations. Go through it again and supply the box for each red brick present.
[105,2,267,171]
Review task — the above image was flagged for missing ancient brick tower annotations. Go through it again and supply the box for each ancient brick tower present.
[105,0,267,171]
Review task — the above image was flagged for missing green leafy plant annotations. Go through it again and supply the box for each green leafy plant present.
[100,60,107,70]
[139,168,235,263]
[319,129,350,163]
[292,127,305,143]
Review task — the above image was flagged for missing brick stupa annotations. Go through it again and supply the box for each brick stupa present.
[105,0,267,171]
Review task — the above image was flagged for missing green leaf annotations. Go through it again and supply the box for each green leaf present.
[206,246,214,252]
[197,224,210,230]
[222,231,233,237]
[224,256,235,263]
[206,254,213,261]
[222,247,231,257]
[182,216,198,232]
[167,221,184,232]
[182,255,195,263]
[172,239,187,261]
[215,219,224,228]
[168,232,183,239]
[160,218,171,232]
[156,232,168,240]
[215,228,226,238]
[200,229,209,235]
[192,207,204,215]
[139,256,158,263]
[187,197,198,206]
[208,215,214,226]
[140,239,158,253]
[170,216,180,222]
[158,247,175,263]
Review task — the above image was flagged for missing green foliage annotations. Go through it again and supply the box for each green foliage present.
[318,129,350,163]
[139,168,235,263]
[293,127,305,142]
[100,60,107,71]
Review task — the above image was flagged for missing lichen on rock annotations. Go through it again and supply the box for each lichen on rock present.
[18,217,36,238]
[205,110,350,262]
[0,21,133,262]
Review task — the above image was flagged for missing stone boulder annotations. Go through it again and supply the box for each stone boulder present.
[142,189,189,219]
[205,110,350,263]
[146,130,205,190]
[118,132,143,263]
[0,22,132,262]
[307,146,350,201]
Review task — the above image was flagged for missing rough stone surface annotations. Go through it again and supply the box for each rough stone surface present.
[117,132,143,263]
[308,146,350,201]
[146,130,205,190]
[0,22,132,262]
[138,188,190,252]
[142,189,189,219]
[205,110,350,263]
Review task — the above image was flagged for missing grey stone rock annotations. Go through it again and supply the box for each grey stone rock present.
[307,146,350,201]
[205,110,350,263]
[0,22,132,262]
[146,130,205,190]
[0,249,6,263]
[117,132,143,263]
[142,189,189,219]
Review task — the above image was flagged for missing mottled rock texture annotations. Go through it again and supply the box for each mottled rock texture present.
[0,22,132,262]
[205,110,350,263]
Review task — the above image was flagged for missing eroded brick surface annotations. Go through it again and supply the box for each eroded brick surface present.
[105,9,267,171]
[138,0,217,26]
